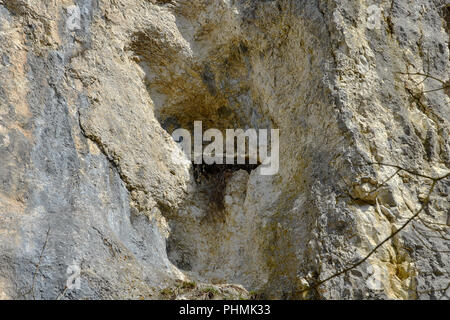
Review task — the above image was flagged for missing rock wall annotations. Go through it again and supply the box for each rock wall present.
[0,0,448,299]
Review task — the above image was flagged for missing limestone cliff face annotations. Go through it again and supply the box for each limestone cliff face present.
[0,0,449,300]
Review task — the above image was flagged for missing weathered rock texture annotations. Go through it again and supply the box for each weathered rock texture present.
[0,0,449,299]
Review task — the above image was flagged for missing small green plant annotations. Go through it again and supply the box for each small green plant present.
[248,290,261,300]
[202,287,220,297]
[179,280,197,290]
[159,287,176,298]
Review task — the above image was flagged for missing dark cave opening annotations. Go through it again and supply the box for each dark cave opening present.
[192,161,260,215]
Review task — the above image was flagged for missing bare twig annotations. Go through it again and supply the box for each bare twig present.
[396,72,447,85]
[365,168,402,197]
[297,163,449,295]
[17,227,51,300]
[396,71,449,104]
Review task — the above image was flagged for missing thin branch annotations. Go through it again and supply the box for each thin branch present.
[368,162,445,180]
[17,227,51,300]
[421,86,450,93]
[396,72,448,85]
[297,164,449,295]
[365,168,401,196]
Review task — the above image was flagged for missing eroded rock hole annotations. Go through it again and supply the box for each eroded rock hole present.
[193,161,259,219]
[166,239,193,271]
[127,20,274,285]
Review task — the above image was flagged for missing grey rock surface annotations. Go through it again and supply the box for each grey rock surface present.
[0,0,448,299]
